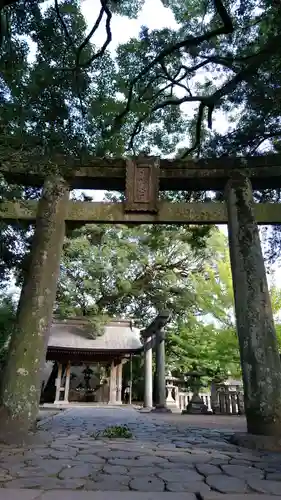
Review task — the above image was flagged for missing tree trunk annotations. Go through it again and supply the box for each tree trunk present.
[225,174,281,436]
[0,175,69,440]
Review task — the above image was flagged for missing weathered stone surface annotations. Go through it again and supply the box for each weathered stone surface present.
[247,477,281,495]
[59,464,94,478]
[206,475,248,493]
[27,459,68,474]
[221,464,264,479]
[168,454,211,464]
[166,481,211,493]
[9,466,46,477]
[201,495,281,500]
[129,477,165,491]
[157,469,203,483]
[226,175,281,436]
[229,459,253,466]
[3,406,281,496]
[196,464,221,475]
[267,472,281,481]
[96,450,141,459]
[126,467,163,477]
[108,457,167,467]
[0,490,43,500]
[76,454,105,464]
[103,465,129,475]
[0,469,12,481]
[83,480,130,491]
[93,474,131,485]
[231,433,281,451]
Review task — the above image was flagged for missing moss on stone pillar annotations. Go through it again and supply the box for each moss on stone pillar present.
[225,174,281,436]
[0,175,69,441]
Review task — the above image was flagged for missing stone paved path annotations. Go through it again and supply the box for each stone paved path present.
[1,406,281,499]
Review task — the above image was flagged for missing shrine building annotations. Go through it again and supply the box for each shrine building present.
[41,318,143,405]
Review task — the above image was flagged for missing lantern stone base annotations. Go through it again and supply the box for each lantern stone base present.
[151,404,172,413]
[182,394,209,415]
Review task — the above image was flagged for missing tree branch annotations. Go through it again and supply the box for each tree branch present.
[181,35,280,157]
[75,0,112,69]
[112,0,233,133]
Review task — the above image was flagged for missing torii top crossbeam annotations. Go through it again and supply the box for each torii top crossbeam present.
[1,153,281,191]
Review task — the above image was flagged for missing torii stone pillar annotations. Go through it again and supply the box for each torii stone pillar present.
[0,174,70,437]
[225,174,281,435]
[152,328,171,413]
[143,336,153,409]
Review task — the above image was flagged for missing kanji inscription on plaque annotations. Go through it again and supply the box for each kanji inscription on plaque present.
[125,156,160,212]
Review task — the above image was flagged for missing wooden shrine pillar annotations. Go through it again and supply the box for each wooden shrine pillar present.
[64,361,71,403]
[116,362,123,404]
[54,363,63,404]
[109,361,117,405]
[225,174,281,435]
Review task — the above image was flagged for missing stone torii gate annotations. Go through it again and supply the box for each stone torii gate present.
[1,153,281,437]
[141,310,171,412]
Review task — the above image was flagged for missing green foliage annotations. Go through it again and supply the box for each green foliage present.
[102,425,133,439]
[90,425,133,439]
[56,223,217,321]
[87,313,112,338]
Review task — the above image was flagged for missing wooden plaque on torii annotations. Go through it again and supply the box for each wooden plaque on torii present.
[125,156,160,213]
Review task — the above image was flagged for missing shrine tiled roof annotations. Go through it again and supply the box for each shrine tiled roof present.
[47,318,143,353]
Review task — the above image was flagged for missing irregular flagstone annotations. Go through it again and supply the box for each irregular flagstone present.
[209,458,230,466]
[78,448,109,455]
[156,444,177,451]
[91,473,131,485]
[201,494,281,500]
[166,481,212,494]
[247,477,281,495]
[0,489,43,500]
[156,461,190,469]
[26,459,71,474]
[157,469,204,483]
[168,454,211,464]
[206,475,248,493]
[5,477,85,490]
[0,471,13,481]
[59,464,95,479]
[103,465,129,475]
[228,451,263,462]
[3,406,281,495]
[266,472,281,481]
[126,467,163,477]
[48,449,78,459]
[83,480,130,491]
[9,466,48,478]
[75,454,105,464]
[129,477,165,491]
[108,457,168,467]
[221,464,264,479]
[95,450,143,459]
[229,459,255,466]
[196,464,222,476]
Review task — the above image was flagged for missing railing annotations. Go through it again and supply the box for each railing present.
[165,377,245,415]
[177,391,212,412]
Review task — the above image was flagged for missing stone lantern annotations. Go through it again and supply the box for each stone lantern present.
[182,370,209,414]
